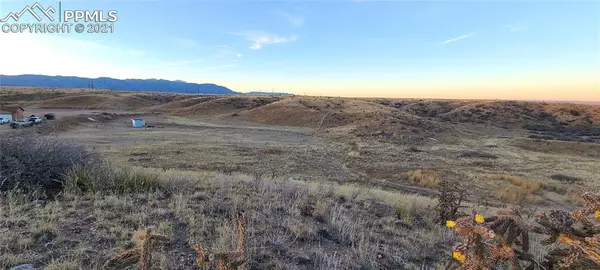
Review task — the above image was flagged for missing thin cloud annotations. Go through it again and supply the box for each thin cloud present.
[232,31,298,50]
[171,37,198,49]
[442,33,475,45]
[274,11,305,27]
[216,45,243,59]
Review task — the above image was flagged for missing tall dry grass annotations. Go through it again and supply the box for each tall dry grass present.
[64,165,162,195]
[396,169,441,189]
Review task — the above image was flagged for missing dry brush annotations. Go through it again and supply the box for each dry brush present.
[192,212,248,270]
[102,228,169,270]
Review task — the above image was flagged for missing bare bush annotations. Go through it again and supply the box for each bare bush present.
[406,146,423,152]
[435,177,467,226]
[550,173,582,184]
[103,228,169,270]
[0,134,101,195]
[458,150,498,159]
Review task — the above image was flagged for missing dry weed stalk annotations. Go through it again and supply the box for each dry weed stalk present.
[103,228,169,270]
[193,213,248,270]
[436,178,467,226]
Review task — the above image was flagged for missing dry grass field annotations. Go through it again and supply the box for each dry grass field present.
[1,86,599,269]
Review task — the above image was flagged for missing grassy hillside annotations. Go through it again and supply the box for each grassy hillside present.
[1,87,599,269]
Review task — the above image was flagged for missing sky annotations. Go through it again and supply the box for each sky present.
[0,0,598,101]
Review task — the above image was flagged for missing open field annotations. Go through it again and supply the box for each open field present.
[1,86,600,269]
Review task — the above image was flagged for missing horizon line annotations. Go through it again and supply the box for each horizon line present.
[1,73,598,105]
[1,85,598,106]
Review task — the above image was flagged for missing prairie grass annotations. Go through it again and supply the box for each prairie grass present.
[64,165,161,194]
[0,170,452,269]
[43,259,79,270]
[262,146,285,154]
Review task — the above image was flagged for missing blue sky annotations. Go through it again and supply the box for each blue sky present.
[0,0,598,100]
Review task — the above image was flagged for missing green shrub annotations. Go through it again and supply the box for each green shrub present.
[112,167,161,193]
[64,165,161,194]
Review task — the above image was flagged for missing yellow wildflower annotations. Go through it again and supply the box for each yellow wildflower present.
[475,214,485,224]
[446,220,456,228]
[595,210,600,219]
[453,250,466,263]
[502,245,512,252]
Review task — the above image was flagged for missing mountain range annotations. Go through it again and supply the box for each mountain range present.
[246,91,293,96]
[0,74,239,95]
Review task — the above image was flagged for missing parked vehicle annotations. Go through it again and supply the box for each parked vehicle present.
[29,116,42,124]
[10,121,34,129]
[0,117,9,124]
[44,113,56,120]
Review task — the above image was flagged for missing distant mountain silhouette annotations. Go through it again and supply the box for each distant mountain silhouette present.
[245,91,294,96]
[0,74,237,95]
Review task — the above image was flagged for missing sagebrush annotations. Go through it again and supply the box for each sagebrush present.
[0,134,100,194]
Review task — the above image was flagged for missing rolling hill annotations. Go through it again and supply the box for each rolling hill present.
[2,86,598,144]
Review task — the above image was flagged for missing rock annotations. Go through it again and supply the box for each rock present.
[83,215,96,223]
[44,241,54,249]
[394,219,413,229]
[296,254,312,265]
[9,264,36,270]
[286,177,303,184]
[33,200,46,207]
[316,229,333,240]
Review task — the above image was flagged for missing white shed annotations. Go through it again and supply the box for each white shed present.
[131,118,145,128]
